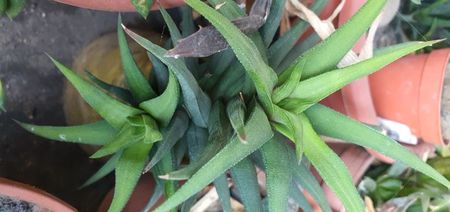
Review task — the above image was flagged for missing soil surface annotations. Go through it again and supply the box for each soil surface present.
[0,1,170,211]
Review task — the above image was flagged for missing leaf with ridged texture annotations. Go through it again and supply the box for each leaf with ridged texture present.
[300,113,364,212]
[226,97,247,143]
[85,70,134,104]
[207,0,244,19]
[281,40,441,113]
[90,124,138,159]
[277,33,320,73]
[118,16,155,102]
[18,120,115,145]
[0,79,5,112]
[148,52,168,92]
[186,124,208,161]
[144,110,189,173]
[49,57,142,129]
[305,104,450,189]
[214,174,232,212]
[109,142,153,212]
[124,28,211,128]
[260,0,285,46]
[80,151,121,188]
[279,0,387,82]
[230,158,263,211]
[139,70,180,127]
[185,0,277,114]
[162,102,231,180]
[158,152,177,212]
[131,0,154,19]
[289,182,313,212]
[260,137,292,212]
[154,103,273,212]
[269,20,308,68]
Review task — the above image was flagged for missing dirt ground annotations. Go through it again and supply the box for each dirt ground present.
[0,1,168,211]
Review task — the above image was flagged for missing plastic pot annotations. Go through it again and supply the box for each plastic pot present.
[54,0,184,11]
[370,48,450,145]
[0,178,75,211]
[98,174,160,212]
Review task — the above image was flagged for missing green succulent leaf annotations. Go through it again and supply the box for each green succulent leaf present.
[207,0,244,19]
[282,40,440,113]
[131,0,154,19]
[0,79,5,112]
[260,0,286,46]
[214,174,232,212]
[144,110,189,173]
[280,0,387,82]
[159,6,182,44]
[123,27,211,128]
[85,70,134,104]
[277,33,320,73]
[155,103,273,212]
[305,104,450,189]
[300,114,364,212]
[5,0,25,18]
[90,124,138,159]
[289,181,313,212]
[143,177,164,211]
[185,0,277,114]
[140,70,180,127]
[230,158,263,212]
[49,56,143,129]
[226,97,247,143]
[0,0,6,14]
[118,16,156,102]
[81,151,122,188]
[260,137,293,212]
[109,142,153,212]
[18,120,115,145]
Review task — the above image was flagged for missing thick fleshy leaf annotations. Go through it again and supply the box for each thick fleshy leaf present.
[226,97,247,143]
[131,0,154,19]
[154,103,273,212]
[124,28,211,128]
[271,106,304,161]
[159,6,181,43]
[230,158,263,212]
[185,0,277,114]
[0,79,5,112]
[281,40,440,113]
[49,57,142,129]
[144,110,189,173]
[118,16,155,102]
[85,70,134,104]
[305,104,450,189]
[18,120,115,145]
[207,0,244,19]
[157,152,177,212]
[90,124,137,159]
[5,0,25,18]
[214,174,232,212]
[260,0,285,46]
[260,137,292,212]
[300,114,365,212]
[279,0,387,82]
[139,70,180,127]
[143,178,164,211]
[109,142,153,212]
[277,33,320,73]
[289,181,313,212]
[147,52,168,92]
[80,151,121,188]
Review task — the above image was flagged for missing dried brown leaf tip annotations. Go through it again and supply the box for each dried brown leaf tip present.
[166,0,272,58]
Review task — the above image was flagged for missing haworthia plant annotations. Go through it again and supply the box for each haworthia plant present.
[19,0,450,211]
[0,0,25,18]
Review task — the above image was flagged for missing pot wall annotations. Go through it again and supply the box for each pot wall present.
[54,0,184,11]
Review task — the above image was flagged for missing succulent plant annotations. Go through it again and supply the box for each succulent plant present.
[19,0,450,211]
[0,78,5,112]
[0,0,25,18]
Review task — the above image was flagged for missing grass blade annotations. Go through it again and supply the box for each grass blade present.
[301,114,364,212]
[260,137,292,212]
[230,158,263,212]
[154,103,273,212]
[124,28,211,128]
[305,104,450,189]
[109,142,153,212]
[50,57,142,129]
[118,16,156,102]
[18,120,115,145]
[185,0,277,113]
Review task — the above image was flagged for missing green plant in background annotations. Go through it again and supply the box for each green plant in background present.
[0,0,25,18]
[395,0,450,51]
[0,79,5,112]
[18,0,450,211]
[359,148,450,211]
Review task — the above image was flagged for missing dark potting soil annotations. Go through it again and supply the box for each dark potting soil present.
[0,195,45,212]
[0,1,173,211]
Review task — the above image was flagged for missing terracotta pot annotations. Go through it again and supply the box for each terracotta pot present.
[54,0,184,12]
[370,48,450,145]
[0,178,75,211]
[98,174,161,212]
